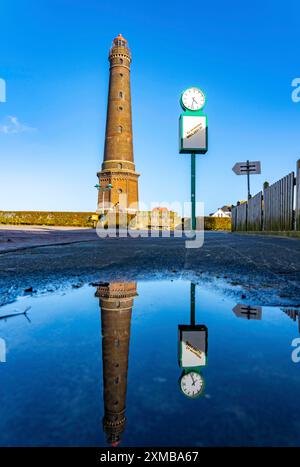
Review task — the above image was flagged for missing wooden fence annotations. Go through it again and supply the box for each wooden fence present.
[263,172,294,231]
[248,191,263,231]
[232,203,247,232]
[296,160,300,230]
[232,159,300,233]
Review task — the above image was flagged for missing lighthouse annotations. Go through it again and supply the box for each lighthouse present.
[97,34,139,214]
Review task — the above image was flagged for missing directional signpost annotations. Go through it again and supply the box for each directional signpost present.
[232,304,262,320]
[232,160,261,200]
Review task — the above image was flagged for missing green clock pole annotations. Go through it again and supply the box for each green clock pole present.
[179,87,207,232]
[191,152,196,231]
[190,282,196,326]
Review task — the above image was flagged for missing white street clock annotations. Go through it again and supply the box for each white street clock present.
[180,87,206,112]
[180,370,205,398]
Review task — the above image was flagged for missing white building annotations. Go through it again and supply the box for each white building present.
[210,205,232,218]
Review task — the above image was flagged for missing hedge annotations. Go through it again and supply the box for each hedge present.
[0,211,231,231]
[0,211,95,227]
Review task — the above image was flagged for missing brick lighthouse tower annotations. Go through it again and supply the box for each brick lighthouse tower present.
[95,282,137,446]
[97,34,139,214]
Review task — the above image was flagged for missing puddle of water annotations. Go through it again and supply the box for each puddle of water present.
[0,279,300,447]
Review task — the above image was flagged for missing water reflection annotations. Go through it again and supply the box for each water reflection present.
[95,282,137,446]
[281,308,300,333]
[1,280,300,446]
[178,283,208,398]
[232,303,300,334]
[0,306,31,322]
[95,281,210,444]
[232,304,262,320]
[94,281,300,445]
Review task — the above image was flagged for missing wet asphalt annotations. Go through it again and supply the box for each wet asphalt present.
[0,230,300,307]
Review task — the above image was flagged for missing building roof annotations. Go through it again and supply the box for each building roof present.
[220,205,232,212]
[113,33,127,44]
[152,207,169,212]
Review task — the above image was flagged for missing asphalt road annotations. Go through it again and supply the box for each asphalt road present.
[0,227,300,306]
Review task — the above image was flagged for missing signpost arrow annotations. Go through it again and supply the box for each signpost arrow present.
[232,304,262,320]
[232,160,261,199]
[232,161,261,175]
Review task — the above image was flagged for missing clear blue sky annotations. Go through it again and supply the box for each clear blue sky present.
[0,0,299,214]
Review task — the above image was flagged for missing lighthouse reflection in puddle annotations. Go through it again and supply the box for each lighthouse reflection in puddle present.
[95,282,137,447]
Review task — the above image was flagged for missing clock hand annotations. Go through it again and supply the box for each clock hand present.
[191,97,198,109]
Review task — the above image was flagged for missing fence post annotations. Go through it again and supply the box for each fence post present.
[296,159,300,230]
[262,182,268,231]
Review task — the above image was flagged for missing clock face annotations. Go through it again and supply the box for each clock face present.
[180,371,204,398]
[181,87,205,111]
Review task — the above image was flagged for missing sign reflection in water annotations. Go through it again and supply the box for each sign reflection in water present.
[232,304,262,320]
[178,283,208,399]
[232,303,300,333]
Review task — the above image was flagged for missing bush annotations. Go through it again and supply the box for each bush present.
[0,211,95,227]
[204,216,231,231]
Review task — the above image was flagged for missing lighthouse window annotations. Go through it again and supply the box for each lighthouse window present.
[120,73,123,77]
[114,338,120,348]
[119,106,123,111]
[119,91,123,98]
[119,58,123,64]
[118,163,123,169]
[117,188,123,194]
[117,126,123,133]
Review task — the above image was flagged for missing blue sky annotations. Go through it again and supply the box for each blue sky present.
[0,0,299,214]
